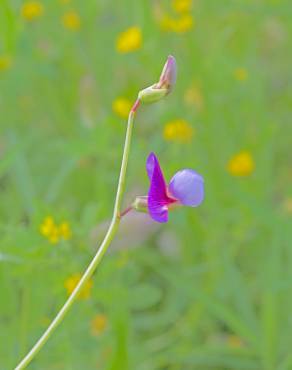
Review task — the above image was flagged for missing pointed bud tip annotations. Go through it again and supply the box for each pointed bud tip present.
[158,55,177,93]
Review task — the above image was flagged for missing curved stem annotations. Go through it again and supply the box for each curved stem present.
[15,99,141,370]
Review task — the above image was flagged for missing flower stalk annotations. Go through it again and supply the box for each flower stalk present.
[14,55,176,369]
[14,99,140,370]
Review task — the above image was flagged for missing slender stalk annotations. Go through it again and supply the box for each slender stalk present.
[15,99,141,370]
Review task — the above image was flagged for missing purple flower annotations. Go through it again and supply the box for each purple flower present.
[146,152,204,223]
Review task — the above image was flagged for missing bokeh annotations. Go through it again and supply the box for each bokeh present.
[1,0,292,369]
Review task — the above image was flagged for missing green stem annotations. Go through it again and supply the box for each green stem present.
[14,99,141,370]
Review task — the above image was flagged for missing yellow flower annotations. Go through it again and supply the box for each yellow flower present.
[233,67,248,82]
[91,314,107,336]
[59,222,72,240]
[112,97,132,118]
[64,273,93,299]
[172,0,193,13]
[159,14,194,33]
[62,11,81,31]
[163,119,194,143]
[116,26,142,53]
[158,14,175,32]
[173,14,194,33]
[21,1,44,21]
[40,216,72,244]
[227,151,255,177]
[0,55,12,71]
[40,216,60,244]
[184,85,204,111]
[40,216,55,237]
[48,225,60,244]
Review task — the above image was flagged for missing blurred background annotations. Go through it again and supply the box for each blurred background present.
[1,0,292,369]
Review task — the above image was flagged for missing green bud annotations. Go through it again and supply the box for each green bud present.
[138,85,168,104]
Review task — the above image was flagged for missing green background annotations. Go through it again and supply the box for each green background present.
[1,0,292,369]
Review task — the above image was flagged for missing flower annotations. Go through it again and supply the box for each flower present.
[112,97,132,118]
[159,14,194,33]
[173,14,194,32]
[21,1,44,21]
[227,151,255,177]
[138,55,177,103]
[233,67,248,82]
[116,26,142,53]
[40,216,72,244]
[0,55,12,72]
[62,10,81,30]
[59,222,72,240]
[144,152,204,223]
[64,273,93,299]
[40,216,59,244]
[163,119,194,143]
[90,314,107,336]
[172,0,193,14]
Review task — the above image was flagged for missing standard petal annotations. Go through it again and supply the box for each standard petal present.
[146,153,174,223]
[146,152,166,184]
[168,169,204,207]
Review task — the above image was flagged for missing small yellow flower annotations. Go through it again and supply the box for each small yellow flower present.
[91,314,107,336]
[48,225,60,244]
[40,216,55,237]
[40,216,60,244]
[0,55,12,71]
[40,216,72,244]
[184,85,204,111]
[112,97,132,118]
[233,67,248,82]
[59,222,72,240]
[116,26,142,53]
[159,15,176,32]
[227,151,255,177]
[159,14,194,33]
[64,273,93,299]
[21,1,44,21]
[173,14,194,33]
[163,119,194,143]
[172,0,193,13]
[62,10,81,31]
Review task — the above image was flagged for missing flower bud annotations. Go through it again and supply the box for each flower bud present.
[138,55,177,104]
